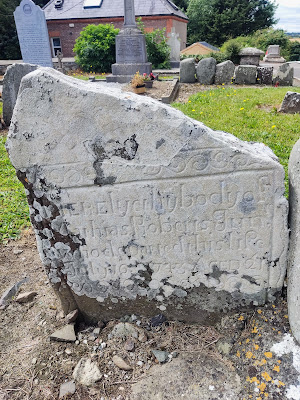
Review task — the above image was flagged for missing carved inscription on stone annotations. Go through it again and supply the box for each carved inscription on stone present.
[117,37,144,63]
[6,69,288,321]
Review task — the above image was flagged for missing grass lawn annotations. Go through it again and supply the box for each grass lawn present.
[173,86,300,194]
[0,86,299,242]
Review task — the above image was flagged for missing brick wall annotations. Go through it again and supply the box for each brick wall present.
[47,16,187,58]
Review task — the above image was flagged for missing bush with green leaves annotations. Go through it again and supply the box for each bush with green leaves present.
[290,42,300,61]
[251,28,291,60]
[73,24,119,73]
[180,51,227,63]
[137,18,170,69]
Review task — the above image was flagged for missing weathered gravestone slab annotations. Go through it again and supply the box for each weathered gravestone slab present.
[14,0,53,68]
[234,65,257,85]
[273,63,294,86]
[263,45,285,63]
[180,58,196,83]
[257,66,273,85]
[215,61,235,85]
[279,91,300,113]
[2,63,38,126]
[196,57,216,85]
[288,139,300,344]
[6,69,288,324]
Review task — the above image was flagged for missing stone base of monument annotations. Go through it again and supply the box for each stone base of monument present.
[106,63,152,83]
[263,56,286,63]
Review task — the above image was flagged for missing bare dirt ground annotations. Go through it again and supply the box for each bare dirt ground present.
[0,84,299,399]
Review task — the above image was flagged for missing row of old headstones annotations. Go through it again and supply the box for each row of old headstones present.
[180,58,294,86]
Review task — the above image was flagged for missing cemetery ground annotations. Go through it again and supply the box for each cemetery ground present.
[1,85,300,399]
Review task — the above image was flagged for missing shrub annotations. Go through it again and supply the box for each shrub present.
[137,18,170,69]
[290,42,300,61]
[73,24,119,73]
[251,28,291,60]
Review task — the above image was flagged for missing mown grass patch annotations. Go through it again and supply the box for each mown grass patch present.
[0,134,31,243]
[173,86,300,194]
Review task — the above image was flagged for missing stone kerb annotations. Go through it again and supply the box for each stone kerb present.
[273,63,294,86]
[2,63,38,126]
[6,68,289,324]
[279,91,300,114]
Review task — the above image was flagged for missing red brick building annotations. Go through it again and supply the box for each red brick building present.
[44,0,188,57]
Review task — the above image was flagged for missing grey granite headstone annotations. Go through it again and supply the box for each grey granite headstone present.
[215,61,235,85]
[257,66,273,85]
[106,0,151,83]
[234,65,257,85]
[273,63,294,86]
[180,58,196,83]
[279,91,300,113]
[14,0,53,68]
[6,68,288,324]
[263,45,286,63]
[288,139,300,344]
[196,57,216,85]
[2,63,38,126]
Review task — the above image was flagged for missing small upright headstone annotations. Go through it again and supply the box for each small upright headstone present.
[180,58,196,83]
[257,66,273,85]
[14,0,53,67]
[167,28,180,68]
[196,57,216,85]
[234,65,257,85]
[106,0,151,83]
[6,68,289,324]
[215,61,235,85]
[263,45,286,63]
[2,63,38,126]
[273,63,294,86]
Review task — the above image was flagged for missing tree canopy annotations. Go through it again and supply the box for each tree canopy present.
[0,0,49,60]
[187,0,278,46]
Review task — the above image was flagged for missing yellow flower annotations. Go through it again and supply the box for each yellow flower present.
[188,100,191,103]
[271,125,276,129]
[240,107,245,111]
[192,109,195,112]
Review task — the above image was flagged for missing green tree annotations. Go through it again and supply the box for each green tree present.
[73,24,119,72]
[0,0,49,60]
[187,0,278,46]
[171,0,189,12]
[251,28,291,59]
[137,18,170,69]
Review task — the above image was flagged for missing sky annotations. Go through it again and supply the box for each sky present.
[274,0,300,32]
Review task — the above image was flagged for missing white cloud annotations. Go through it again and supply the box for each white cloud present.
[274,1,300,32]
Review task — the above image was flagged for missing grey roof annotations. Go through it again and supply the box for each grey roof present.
[44,0,188,21]
[199,42,219,52]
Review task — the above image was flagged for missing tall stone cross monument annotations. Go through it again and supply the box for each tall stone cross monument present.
[106,0,152,83]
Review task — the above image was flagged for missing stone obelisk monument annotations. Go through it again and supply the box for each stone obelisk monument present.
[106,0,152,83]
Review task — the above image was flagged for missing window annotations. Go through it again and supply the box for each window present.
[83,0,103,9]
[51,37,62,57]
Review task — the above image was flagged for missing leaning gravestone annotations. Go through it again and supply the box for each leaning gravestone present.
[14,0,53,67]
[279,91,300,113]
[196,57,216,85]
[2,63,38,126]
[215,60,235,85]
[6,68,288,324]
[287,139,300,344]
